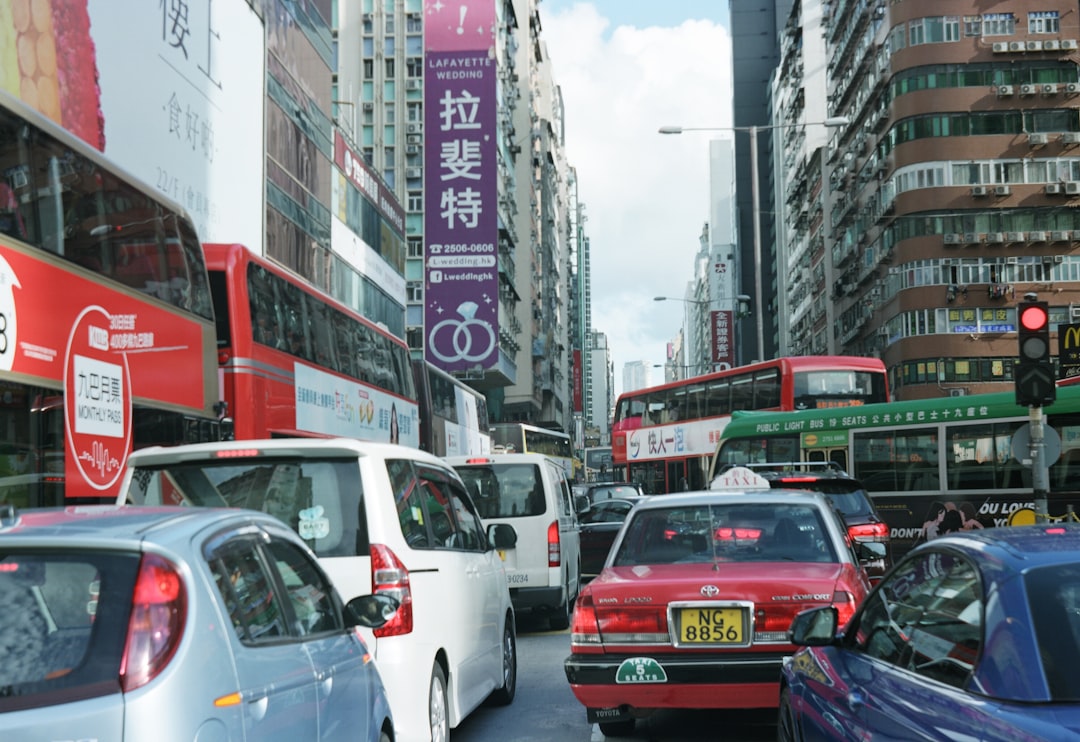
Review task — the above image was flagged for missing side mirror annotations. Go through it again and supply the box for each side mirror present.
[575,494,590,514]
[345,593,400,629]
[488,522,517,549]
[788,605,838,646]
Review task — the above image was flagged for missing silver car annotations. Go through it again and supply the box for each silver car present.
[0,504,397,741]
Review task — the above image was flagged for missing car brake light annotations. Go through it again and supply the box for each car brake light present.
[848,522,889,541]
[570,592,602,649]
[120,553,186,692]
[832,590,857,628]
[777,476,817,483]
[212,448,261,458]
[371,544,412,637]
[548,520,561,567]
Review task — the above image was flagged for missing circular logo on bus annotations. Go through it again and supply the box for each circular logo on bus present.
[804,434,818,446]
[64,306,132,493]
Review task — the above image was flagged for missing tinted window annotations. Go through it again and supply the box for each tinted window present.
[128,458,367,558]
[389,460,485,551]
[454,463,546,518]
[210,540,289,643]
[266,539,343,635]
[0,551,140,712]
[1026,562,1080,701]
[851,550,980,689]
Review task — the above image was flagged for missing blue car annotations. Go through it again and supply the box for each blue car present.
[781,524,1080,741]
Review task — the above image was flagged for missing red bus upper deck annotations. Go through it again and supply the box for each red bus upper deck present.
[611,356,889,493]
[205,243,419,445]
[0,90,223,506]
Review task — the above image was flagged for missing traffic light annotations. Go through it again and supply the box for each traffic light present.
[1015,299,1056,407]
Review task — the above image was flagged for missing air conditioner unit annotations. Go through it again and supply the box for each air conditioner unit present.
[1054,255,1066,263]
[942,258,957,266]
[1046,183,1063,194]
[1029,230,1048,242]
[407,123,423,133]
[1029,132,1050,145]
[1044,40,1062,51]
[987,232,1006,243]
[407,134,421,144]
[1043,83,1059,95]
[1009,41,1026,52]
[405,145,419,154]
[1061,132,1080,144]
[1067,181,1080,194]
[944,233,962,245]
[1027,40,1044,52]
[1006,256,1020,264]
[405,167,422,178]
[995,185,1012,196]
[1067,83,1080,95]
[362,102,374,111]
[1051,230,1072,242]
[993,42,1010,53]
[971,185,989,197]
[1020,83,1038,96]
[1006,231,1026,242]
[1071,304,1080,321]
[948,389,967,398]
[996,84,1014,96]
[406,79,422,90]
[1062,39,1080,50]
[963,232,983,244]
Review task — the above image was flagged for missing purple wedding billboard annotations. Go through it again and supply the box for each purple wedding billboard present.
[423,0,500,374]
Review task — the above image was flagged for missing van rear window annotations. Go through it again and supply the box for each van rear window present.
[453,463,546,518]
[127,459,368,557]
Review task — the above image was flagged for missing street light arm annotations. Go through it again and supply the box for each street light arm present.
[657,117,850,136]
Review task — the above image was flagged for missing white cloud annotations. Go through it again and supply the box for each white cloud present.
[542,4,733,396]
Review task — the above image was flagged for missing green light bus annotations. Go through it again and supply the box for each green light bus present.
[710,384,1080,555]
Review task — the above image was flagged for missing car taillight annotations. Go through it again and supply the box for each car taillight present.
[371,544,412,637]
[120,553,186,692]
[848,522,889,542]
[570,592,602,650]
[547,520,561,567]
[832,590,857,628]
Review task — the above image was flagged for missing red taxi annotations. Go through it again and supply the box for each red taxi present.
[563,468,879,737]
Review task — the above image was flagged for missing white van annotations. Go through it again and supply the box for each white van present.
[446,453,581,630]
[119,438,517,742]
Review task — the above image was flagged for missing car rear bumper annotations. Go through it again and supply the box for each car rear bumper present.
[564,652,786,710]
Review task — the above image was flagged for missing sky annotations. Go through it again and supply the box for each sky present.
[539,1,733,397]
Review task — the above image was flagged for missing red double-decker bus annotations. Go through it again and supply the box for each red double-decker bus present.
[611,356,890,493]
[205,243,419,445]
[0,91,224,506]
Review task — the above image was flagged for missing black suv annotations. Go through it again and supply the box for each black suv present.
[712,461,892,580]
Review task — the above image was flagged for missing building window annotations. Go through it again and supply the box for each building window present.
[407,103,422,122]
[407,193,422,212]
[363,59,373,79]
[1029,11,1060,34]
[982,13,1016,36]
[386,58,395,77]
[408,238,423,257]
[963,15,982,37]
[407,327,424,348]
[407,57,423,77]
[407,281,423,302]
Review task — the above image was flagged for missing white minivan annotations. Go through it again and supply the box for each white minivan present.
[446,453,581,630]
[119,438,517,742]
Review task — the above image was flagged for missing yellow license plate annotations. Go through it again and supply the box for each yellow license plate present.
[678,607,746,644]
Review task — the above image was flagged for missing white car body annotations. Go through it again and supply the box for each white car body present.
[119,438,516,742]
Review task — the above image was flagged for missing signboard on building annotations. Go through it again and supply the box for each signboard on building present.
[711,310,734,370]
[423,0,499,374]
[1059,322,1080,380]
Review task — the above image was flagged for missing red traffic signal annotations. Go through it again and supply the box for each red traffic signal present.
[1020,303,1050,332]
[1016,299,1055,406]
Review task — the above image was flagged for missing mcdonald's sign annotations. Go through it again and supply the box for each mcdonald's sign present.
[1060,322,1080,380]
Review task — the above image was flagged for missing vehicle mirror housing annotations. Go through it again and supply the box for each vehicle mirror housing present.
[788,605,839,646]
[575,495,590,514]
[488,522,517,549]
[857,541,887,560]
[345,593,400,629]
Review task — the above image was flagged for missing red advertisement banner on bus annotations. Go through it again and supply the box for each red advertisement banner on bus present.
[0,245,210,499]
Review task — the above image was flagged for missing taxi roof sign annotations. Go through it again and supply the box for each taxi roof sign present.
[710,466,772,491]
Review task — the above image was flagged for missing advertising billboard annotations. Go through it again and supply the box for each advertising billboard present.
[423,0,499,374]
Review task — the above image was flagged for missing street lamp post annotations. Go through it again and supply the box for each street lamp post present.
[659,117,850,362]
[654,295,714,375]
